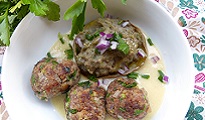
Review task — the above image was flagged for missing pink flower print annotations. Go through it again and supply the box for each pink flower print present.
[183,29,188,37]
[188,36,200,48]
[182,9,198,19]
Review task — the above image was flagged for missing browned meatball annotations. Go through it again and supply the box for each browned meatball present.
[65,81,106,120]
[73,18,147,77]
[30,57,80,101]
[106,78,150,120]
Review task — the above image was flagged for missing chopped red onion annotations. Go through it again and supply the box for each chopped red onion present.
[137,49,146,58]
[163,76,169,83]
[97,80,100,86]
[121,21,129,27]
[110,41,119,50]
[75,37,83,48]
[100,32,106,37]
[118,69,126,75]
[100,32,113,39]
[151,56,160,64]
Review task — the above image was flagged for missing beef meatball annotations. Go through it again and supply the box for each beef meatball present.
[106,78,150,120]
[30,57,80,101]
[65,81,106,120]
[74,18,147,77]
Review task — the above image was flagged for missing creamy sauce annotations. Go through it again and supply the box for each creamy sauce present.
[49,34,166,120]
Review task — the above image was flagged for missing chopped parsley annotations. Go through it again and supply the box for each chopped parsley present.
[127,72,139,79]
[158,70,164,83]
[134,109,144,116]
[119,107,126,112]
[78,81,92,89]
[88,75,98,82]
[47,52,53,58]
[58,33,65,44]
[118,81,137,88]
[106,93,111,98]
[147,38,154,46]
[85,34,94,41]
[141,74,150,79]
[64,44,73,59]
[127,72,150,80]
[68,108,78,114]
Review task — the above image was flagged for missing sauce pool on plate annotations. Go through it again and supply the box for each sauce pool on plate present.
[49,33,166,120]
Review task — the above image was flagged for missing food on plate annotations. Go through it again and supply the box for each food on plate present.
[106,77,150,120]
[30,57,80,101]
[73,18,147,77]
[64,81,106,120]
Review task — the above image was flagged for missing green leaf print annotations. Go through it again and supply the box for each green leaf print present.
[186,102,204,120]
[179,0,198,9]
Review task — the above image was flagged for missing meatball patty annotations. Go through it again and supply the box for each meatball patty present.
[106,78,150,120]
[30,57,80,101]
[74,18,147,77]
[65,81,106,120]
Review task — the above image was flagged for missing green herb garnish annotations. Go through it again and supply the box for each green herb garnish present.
[116,34,129,55]
[47,52,53,58]
[106,93,111,98]
[31,75,36,85]
[158,70,164,83]
[78,81,92,89]
[147,38,154,46]
[118,81,137,88]
[88,75,98,82]
[68,108,78,114]
[64,44,73,59]
[119,107,126,112]
[127,72,139,79]
[58,33,64,44]
[85,34,94,41]
[134,109,144,116]
[141,74,150,79]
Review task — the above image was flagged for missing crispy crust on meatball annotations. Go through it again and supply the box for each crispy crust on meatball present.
[30,57,80,101]
[106,78,150,120]
[65,81,106,120]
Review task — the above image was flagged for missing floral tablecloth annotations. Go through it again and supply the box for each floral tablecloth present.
[1,0,205,119]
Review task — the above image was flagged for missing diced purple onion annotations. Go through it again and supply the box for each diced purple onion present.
[75,37,83,48]
[96,39,110,50]
[163,76,169,83]
[100,32,106,37]
[100,32,113,39]
[137,49,146,58]
[110,41,119,50]
[121,21,129,27]
[118,69,126,75]
[97,80,100,86]
[151,56,160,64]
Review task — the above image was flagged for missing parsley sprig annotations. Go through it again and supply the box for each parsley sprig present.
[0,0,127,46]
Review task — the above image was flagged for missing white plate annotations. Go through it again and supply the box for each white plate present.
[1,0,194,120]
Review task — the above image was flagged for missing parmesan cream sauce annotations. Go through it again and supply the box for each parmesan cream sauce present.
[49,34,166,120]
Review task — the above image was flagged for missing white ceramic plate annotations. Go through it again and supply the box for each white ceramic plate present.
[2,0,194,120]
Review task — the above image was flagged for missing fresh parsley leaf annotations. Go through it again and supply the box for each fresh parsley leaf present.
[78,81,92,88]
[141,74,150,79]
[121,0,127,5]
[64,0,86,20]
[22,0,49,16]
[0,10,10,46]
[91,0,106,16]
[9,1,23,13]
[44,1,60,21]
[118,80,137,88]
[68,2,86,40]
[119,107,126,112]
[158,70,164,83]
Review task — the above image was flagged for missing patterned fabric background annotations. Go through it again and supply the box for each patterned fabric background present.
[1,0,205,119]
